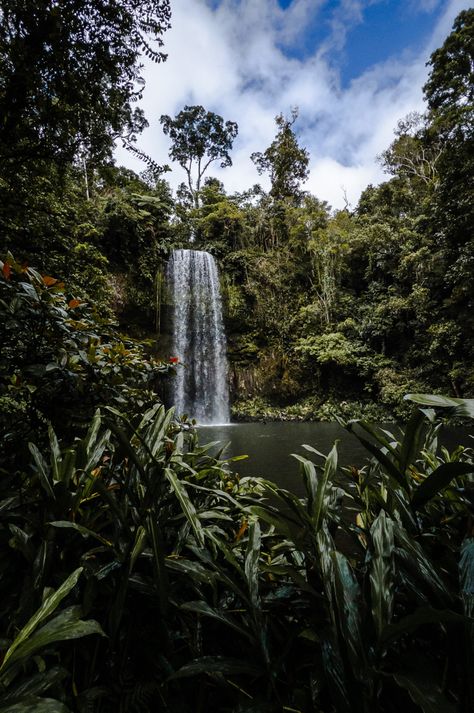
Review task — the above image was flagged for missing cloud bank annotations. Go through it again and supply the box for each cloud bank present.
[115,0,470,210]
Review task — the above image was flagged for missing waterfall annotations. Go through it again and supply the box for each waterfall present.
[166,249,230,424]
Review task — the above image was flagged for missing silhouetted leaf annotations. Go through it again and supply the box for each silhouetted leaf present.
[411,462,474,510]
[169,656,262,679]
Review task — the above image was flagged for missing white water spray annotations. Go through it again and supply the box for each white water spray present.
[166,249,230,424]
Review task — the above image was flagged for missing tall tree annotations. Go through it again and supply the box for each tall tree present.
[160,105,238,207]
[0,0,171,166]
[424,8,474,141]
[379,112,441,189]
[423,7,474,250]
[251,109,309,203]
[420,8,474,395]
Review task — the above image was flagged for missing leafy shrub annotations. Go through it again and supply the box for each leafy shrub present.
[0,254,169,462]
[2,398,473,712]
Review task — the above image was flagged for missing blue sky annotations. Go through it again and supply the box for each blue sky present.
[332,1,444,84]
[116,0,470,209]
[276,1,447,84]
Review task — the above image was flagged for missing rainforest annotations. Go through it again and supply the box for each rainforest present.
[0,2,473,712]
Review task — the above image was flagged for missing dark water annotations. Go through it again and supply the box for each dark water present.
[198,422,387,495]
[198,421,472,496]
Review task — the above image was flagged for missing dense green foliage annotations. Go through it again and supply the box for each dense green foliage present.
[0,255,170,466]
[0,397,473,712]
[0,4,473,711]
[251,108,310,203]
[1,8,471,422]
[205,10,473,420]
[0,0,171,165]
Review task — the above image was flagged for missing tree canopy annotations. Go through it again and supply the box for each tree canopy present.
[0,7,474,711]
[424,8,474,141]
[422,8,474,255]
[0,0,171,166]
[160,105,238,207]
[251,109,309,203]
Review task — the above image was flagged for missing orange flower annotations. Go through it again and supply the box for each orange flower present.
[2,261,11,279]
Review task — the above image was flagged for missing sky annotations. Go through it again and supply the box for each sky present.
[115,0,471,210]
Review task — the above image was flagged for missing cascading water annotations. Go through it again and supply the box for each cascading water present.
[166,249,230,424]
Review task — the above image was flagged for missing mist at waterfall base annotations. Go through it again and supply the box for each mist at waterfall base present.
[166,249,230,425]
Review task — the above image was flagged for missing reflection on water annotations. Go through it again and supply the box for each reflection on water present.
[198,422,378,496]
[198,421,471,497]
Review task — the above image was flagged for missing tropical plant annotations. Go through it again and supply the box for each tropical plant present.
[0,569,104,713]
[1,393,473,712]
[0,254,169,462]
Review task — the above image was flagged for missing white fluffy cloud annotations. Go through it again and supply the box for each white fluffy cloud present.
[115,0,470,209]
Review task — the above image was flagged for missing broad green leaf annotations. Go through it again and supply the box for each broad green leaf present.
[3,606,104,670]
[381,607,464,643]
[369,511,394,641]
[139,404,167,458]
[197,510,233,522]
[204,532,245,579]
[164,467,204,547]
[47,425,61,483]
[136,402,162,435]
[393,668,457,713]
[411,462,474,510]
[1,568,83,671]
[165,558,218,587]
[301,443,326,458]
[345,427,408,491]
[259,562,314,593]
[316,525,336,606]
[146,515,169,616]
[388,487,419,532]
[394,525,450,605]
[0,698,71,713]
[106,421,145,477]
[349,421,399,459]
[169,656,262,679]
[83,429,110,476]
[292,454,317,517]
[249,505,299,542]
[245,519,261,609]
[331,551,366,681]
[320,635,351,713]
[405,393,474,419]
[84,409,102,451]
[260,480,310,525]
[188,544,249,603]
[58,450,76,490]
[8,525,34,562]
[460,537,474,619]
[313,443,338,532]
[1,666,67,701]
[180,601,253,641]
[49,521,112,547]
[130,525,147,571]
[28,443,54,499]
[399,410,426,477]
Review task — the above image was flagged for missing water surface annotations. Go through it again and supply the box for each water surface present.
[198,421,471,496]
